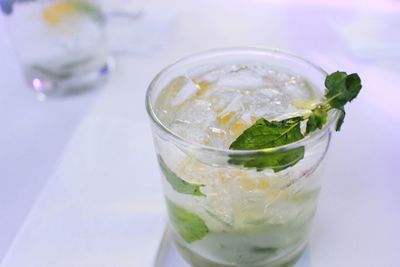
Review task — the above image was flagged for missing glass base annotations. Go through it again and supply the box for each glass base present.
[24,57,114,100]
[176,240,306,267]
[155,227,310,267]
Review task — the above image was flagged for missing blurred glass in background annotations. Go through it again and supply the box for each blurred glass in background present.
[0,0,141,99]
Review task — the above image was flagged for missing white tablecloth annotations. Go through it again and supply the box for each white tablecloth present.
[1,0,399,266]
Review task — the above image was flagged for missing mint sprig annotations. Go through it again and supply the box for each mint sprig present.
[229,71,362,172]
[166,198,209,243]
[305,71,361,133]
[228,146,305,172]
[157,155,205,196]
[230,117,304,150]
[229,117,305,172]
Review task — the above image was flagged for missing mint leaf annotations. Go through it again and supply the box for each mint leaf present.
[230,118,304,150]
[325,71,361,131]
[74,0,102,15]
[325,71,362,108]
[250,247,277,254]
[157,155,205,196]
[73,0,104,22]
[229,118,305,172]
[306,107,328,134]
[166,198,209,243]
[335,107,346,131]
[228,147,304,172]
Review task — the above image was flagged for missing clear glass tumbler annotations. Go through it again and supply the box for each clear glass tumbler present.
[1,0,110,98]
[146,48,339,267]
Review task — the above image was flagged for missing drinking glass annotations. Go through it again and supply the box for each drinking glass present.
[1,0,141,99]
[146,48,339,267]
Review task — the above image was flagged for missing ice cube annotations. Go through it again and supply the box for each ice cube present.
[207,126,228,149]
[236,191,270,225]
[205,86,243,113]
[241,88,290,121]
[275,72,291,83]
[263,69,290,86]
[155,76,186,124]
[171,76,211,106]
[205,192,235,227]
[215,65,269,89]
[218,94,244,117]
[155,75,207,111]
[169,100,217,145]
[192,66,229,84]
[175,157,217,185]
[283,77,320,103]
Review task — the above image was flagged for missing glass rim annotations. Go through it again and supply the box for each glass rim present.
[146,47,339,155]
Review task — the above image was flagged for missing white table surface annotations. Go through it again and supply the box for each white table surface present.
[1,0,400,266]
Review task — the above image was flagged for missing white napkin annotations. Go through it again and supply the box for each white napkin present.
[2,116,166,267]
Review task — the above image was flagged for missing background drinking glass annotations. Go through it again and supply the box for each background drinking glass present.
[0,0,141,99]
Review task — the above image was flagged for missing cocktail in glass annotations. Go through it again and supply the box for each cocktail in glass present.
[2,0,109,98]
[146,48,339,267]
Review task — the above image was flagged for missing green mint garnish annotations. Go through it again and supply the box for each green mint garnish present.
[158,155,205,196]
[229,71,362,172]
[230,117,304,150]
[166,198,209,243]
[228,147,305,172]
[250,247,277,254]
[325,72,362,108]
[73,0,104,22]
[74,0,100,13]
[305,106,328,134]
[335,107,346,131]
[324,71,361,131]
[229,117,305,172]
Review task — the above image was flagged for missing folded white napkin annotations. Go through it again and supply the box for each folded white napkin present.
[2,116,166,267]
